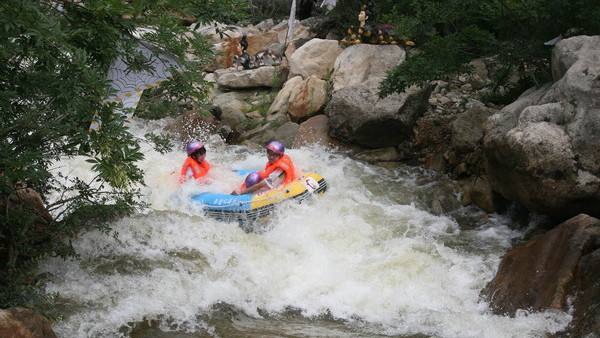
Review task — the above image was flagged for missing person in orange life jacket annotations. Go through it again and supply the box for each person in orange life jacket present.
[179,140,210,183]
[232,140,296,195]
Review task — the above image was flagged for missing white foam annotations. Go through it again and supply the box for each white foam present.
[40,118,571,337]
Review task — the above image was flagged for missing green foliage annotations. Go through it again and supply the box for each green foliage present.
[0,0,226,310]
[373,0,600,96]
[145,132,176,154]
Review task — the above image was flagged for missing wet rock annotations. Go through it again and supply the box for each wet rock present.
[215,66,283,89]
[288,38,343,80]
[481,214,600,325]
[288,76,328,122]
[292,114,337,148]
[458,176,497,213]
[353,147,400,163]
[484,36,600,219]
[565,246,600,337]
[0,307,57,338]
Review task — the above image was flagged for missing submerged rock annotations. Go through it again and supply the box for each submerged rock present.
[481,214,600,337]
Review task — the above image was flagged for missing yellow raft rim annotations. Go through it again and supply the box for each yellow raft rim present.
[194,172,327,223]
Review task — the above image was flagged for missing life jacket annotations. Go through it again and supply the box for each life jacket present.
[180,157,210,182]
[259,154,296,185]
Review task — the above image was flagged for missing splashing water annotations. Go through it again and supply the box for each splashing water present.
[39,118,570,338]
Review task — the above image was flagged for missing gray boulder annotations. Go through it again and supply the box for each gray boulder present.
[215,66,282,89]
[288,38,343,79]
[484,36,600,218]
[327,85,432,148]
[325,44,431,148]
[331,44,405,92]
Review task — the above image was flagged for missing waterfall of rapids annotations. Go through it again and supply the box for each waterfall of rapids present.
[38,118,570,338]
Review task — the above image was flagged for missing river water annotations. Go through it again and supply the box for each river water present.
[39,118,570,337]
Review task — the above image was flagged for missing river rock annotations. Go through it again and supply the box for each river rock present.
[289,39,343,79]
[327,85,432,148]
[293,114,337,148]
[331,44,406,92]
[288,76,328,122]
[481,214,600,337]
[215,66,282,89]
[483,35,600,218]
[567,245,600,337]
[0,308,57,338]
[353,147,400,163]
[458,176,497,212]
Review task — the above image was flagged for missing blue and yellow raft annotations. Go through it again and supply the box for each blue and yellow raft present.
[191,172,327,222]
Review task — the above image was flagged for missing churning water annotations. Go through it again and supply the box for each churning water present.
[39,118,570,337]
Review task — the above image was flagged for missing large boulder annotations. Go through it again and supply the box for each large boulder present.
[288,39,343,79]
[268,76,304,116]
[215,66,282,89]
[327,85,432,148]
[331,44,405,92]
[484,36,600,218]
[0,308,57,338]
[326,44,431,148]
[292,114,337,148]
[481,214,600,337]
[287,75,328,122]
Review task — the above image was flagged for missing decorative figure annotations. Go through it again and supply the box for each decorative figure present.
[358,5,368,29]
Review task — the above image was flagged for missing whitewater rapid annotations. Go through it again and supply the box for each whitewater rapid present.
[39,118,570,337]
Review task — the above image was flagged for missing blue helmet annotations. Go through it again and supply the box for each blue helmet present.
[186,140,205,155]
[244,172,261,188]
[265,140,285,155]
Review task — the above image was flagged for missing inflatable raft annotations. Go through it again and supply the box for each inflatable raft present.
[191,172,327,222]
